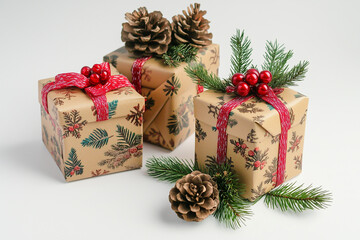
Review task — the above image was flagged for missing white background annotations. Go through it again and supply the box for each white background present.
[0,0,359,239]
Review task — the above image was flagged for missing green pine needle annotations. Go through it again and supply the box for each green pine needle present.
[163,44,198,67]
[264,182,332,212]
[230,29,253,76]
[185,63,230,92]
[269,60,309,88]
[146,156,199,183]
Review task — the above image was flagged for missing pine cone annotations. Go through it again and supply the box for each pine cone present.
[121,7,172,57]
[169,171,219,222]
[172,3,213,48]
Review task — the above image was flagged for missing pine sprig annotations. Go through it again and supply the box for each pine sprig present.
[264,182,332,212]
[162,44,198,67]
[146,156,199,183]
[81,128,113,149]
[230,29,253,76]
[185,64,230,92]
[269,60,309,88]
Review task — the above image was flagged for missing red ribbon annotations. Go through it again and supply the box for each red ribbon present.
[41,62,134,121]
[216,88,290,186]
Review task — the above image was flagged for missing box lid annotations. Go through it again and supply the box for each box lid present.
[38,66,145,125]
[103,44,220,90]
[194,88,308,138]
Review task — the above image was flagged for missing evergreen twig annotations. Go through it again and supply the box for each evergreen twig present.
[185,64,231,92]
[162,44,198,67]
[264,182,332,212]
[230,29,253,76]
[146,156,199,183]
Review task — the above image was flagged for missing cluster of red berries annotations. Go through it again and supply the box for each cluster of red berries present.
[68,123,80,132]
[81,64,110,86]
[70,166,81,176]
[230,69,272,96]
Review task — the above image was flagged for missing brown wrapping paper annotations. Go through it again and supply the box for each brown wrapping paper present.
[194,88,309,200]
[38,67,145,182]
[103,44,220,150]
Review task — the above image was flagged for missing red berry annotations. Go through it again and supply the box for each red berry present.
[129,147,138,154]
[236,142,240,147]
[254,147,259,152]
[246,68,259,76]
[89,73,100,85]
[68,126,74,132]
[248,150,255,156]
[236,82,250,96]
[254,161,261,168]
[74,124,79,129]
[70,170,75,176]
[257,83,269,95]
[245,73,258,86]
[259,70,272,84]
[231,73,245,86]
[92,64,102,74]
[137,144,143,150]
[74,166,80,171]
[81,66,91,77]
[100,70,110,85]
[241,144,247,149]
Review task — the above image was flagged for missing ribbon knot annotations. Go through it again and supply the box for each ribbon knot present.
[41,62,134,121]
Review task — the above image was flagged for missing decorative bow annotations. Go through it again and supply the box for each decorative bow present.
[41,62,134,121]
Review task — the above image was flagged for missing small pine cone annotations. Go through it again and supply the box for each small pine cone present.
[121,7,172,57]
[172,3,213,48]
[169,171,219,222]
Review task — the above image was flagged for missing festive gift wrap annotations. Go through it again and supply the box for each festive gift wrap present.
[194,89,308,200]
[103,44,219,150]
[38,63,145,181]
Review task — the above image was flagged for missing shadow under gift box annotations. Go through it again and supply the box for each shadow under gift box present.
[38,68,145,182]
[103,44,219,150]
[194,89,309,200]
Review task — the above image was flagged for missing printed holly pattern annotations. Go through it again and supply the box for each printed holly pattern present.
[207,96,225,118]
[167,96,193,136]
[195,119,207,142]
[103,54,119,68]
[142,66,152,82]
[53,89,76,106]
[294,154,302,170]
[126,104,145,126]
[263,157,278,186]
[42,125,49,145]
[300,109,307,125]
[145,97,155,111]
[62,110,87,138]
[230,138,248,156]
[289,108,295,126]
[253,115,265,125]
[245,148,269,170]
[163,76,181,96]
[247,129,258,143]
[81,128,113,149]
[64,148,84,178]
[250,182,266,201]
[113,87,133,95]
[238,102,263,114]
[288,131,303,153]
[144,128,166,147]
[227,118,238,128]
[50,135,62,167]
[91,169,110,177]
[99,125,142,169]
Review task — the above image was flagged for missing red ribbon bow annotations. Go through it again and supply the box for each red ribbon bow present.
[41,62,134,121]
[216,87,290,187]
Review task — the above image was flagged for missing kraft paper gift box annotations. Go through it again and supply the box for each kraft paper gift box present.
[103,44,219,150]
[194,88,309,200]
[38,66,145,182]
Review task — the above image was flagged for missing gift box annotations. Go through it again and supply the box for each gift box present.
[194,88,309,200]
[38,64,145,181]
[103,44,219,150]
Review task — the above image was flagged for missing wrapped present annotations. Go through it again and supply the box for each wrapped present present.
[194,88,309,200]
[103,4,219,150]
[38,62,145,181]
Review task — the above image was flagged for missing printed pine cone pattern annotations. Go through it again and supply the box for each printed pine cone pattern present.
[172,3,212,48]
[169,171,219,222]
[121,7,172,57]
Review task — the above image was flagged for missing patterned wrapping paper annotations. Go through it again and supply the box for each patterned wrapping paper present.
[38,66,145,182]
[103,44,219,150]
[194,88,309,200]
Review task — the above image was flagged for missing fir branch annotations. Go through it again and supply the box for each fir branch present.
[146,156,199,183]
[269,61,309,88]
[230,29,253,76]
[264,182,332,212]
[162,44,198,67]
[185,63,230,92]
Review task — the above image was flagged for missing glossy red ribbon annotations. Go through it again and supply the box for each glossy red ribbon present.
[41,62,134,121]
[216,88,290,186]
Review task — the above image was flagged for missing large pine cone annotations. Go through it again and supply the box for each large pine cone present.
[121,7,172,57]
[169,171,219,222]
[171,3,213,48]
